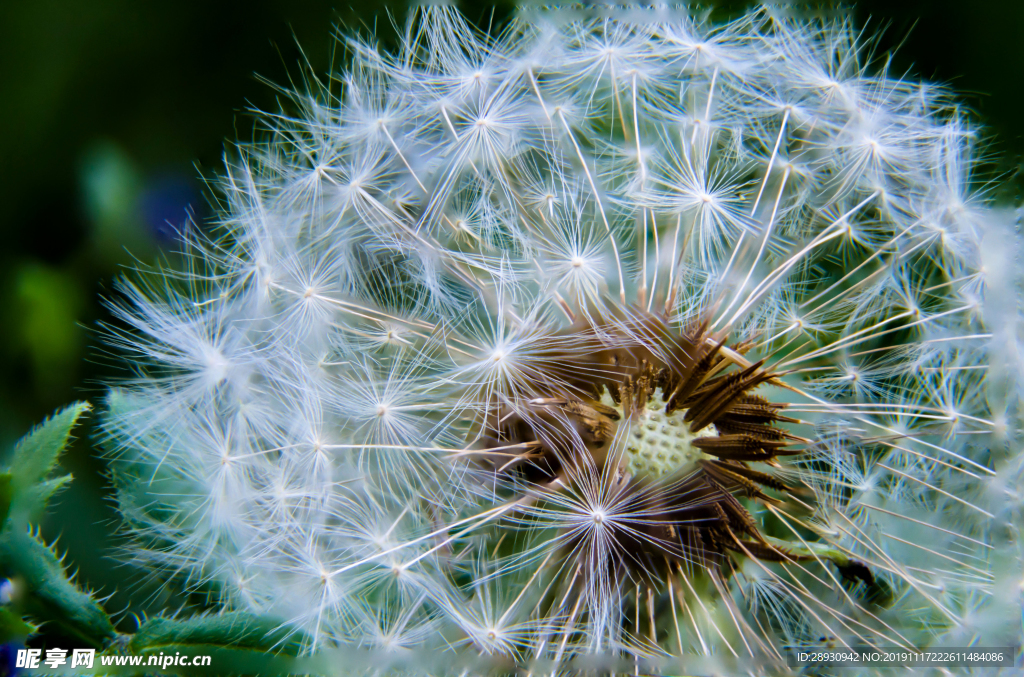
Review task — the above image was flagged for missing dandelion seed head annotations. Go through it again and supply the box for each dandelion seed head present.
[98,3,1021,671]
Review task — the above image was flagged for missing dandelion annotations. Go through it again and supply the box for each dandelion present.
[101,5,1021,674]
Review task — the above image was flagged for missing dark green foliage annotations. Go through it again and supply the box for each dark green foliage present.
[131,612,309,656]
[0,403,116,647]
[0,404,316,672]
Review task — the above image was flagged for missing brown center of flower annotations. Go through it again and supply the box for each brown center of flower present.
[482,310,813,568]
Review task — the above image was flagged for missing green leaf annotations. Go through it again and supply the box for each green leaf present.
[0,403,113,648]
[131,612,308,656]
[0,606,36,643]
[6,401,90,526]
[0,529,115,647]
[0,473,12,527]
[14,474,74,520]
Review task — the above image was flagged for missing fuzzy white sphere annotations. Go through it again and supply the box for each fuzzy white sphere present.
[101,5,1022,674]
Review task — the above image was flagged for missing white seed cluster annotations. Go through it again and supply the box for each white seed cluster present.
[99,4,1022,672]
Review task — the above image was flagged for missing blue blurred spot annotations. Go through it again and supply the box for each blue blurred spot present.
[139,174,201,244]
[0,642,23,677]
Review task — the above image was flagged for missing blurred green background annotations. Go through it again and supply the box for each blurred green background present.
[0,0,1020,631]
